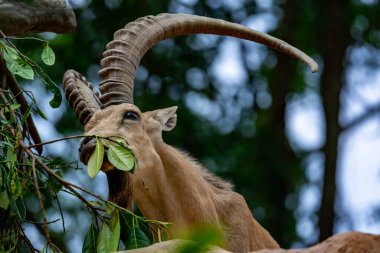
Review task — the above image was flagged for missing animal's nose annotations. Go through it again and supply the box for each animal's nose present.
[79,137,91,152]
[79,137,97,164]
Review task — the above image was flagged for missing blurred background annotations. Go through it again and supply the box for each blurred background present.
[16,0,380,251]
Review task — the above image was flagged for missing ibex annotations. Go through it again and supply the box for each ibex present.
[63,14,318,252]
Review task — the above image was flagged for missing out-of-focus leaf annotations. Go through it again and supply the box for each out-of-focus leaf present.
[107,142,135,172]
[87,138,104,178]
[0,191,10,210]
[11,198,26,221]
[6,147,16,169]
[176,226,224,253]
[21,105,32,124]
[82,224,98,253]
[50,171,63,193]
[3,104,21,112]
[10,176,22,200]
[41,44,55,66]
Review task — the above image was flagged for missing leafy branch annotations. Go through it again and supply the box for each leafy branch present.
[0,36,169,252]
[0,29,61,108]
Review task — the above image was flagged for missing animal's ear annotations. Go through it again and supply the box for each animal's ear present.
[153,106,178,131]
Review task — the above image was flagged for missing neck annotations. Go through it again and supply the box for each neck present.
[134,139,221,234]
[106,169,132,209]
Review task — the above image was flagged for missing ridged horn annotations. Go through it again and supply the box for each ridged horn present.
[99,13,319,107]
[63,70,101,125]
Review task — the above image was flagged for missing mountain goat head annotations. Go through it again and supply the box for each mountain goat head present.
[63,14,318,252]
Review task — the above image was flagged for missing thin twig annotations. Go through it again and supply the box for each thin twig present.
[31,155,50,243]
[24,218,60,225]
[26,134,85,149]
[0,49,42,154]
[26,134,126,149]
[341,103,380,133]
[14,219,37,253]
[49,179,66,232]
[19,141,101,227]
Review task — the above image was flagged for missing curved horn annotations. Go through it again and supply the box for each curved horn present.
[99,13,319,107]
[63,70,101,125]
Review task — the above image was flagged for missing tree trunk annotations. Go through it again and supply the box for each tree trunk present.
[316,0,352,242]
[259,0,303,245]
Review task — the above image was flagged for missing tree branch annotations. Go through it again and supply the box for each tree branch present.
[341,103,380,132]
[31,155,51,243]
[0,0,76,36]
[19,141,101,223]
[0,48,43,154]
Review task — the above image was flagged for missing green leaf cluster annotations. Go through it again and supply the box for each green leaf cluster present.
[82,203,169,253]
[0,38,61,108]
[87,137,136,178]
[0,91,68,252]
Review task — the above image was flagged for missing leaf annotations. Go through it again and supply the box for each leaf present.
[35,106,48,120]
[87,138,104,178]
[33,66,62,108]
[107,143,135,172]
[176,226,224,253]
[11,198,26,221]
[10,176,22,200]
[6,147,16,169]
[50,171,63,193]
[24,92,48,120]
[0,191,9,210]
[3,49,34,80]
[119,212,133,245]
[108,211,121,252]
[97,223,111,253]
[21,105,32,124]
[41,44,55,66]
[82,224,98,253]
[3,104,21,112]
[125,225,151,250]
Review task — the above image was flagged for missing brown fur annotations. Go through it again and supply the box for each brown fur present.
[80,104,279,253]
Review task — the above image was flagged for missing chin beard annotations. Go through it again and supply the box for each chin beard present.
[106,169,133,210]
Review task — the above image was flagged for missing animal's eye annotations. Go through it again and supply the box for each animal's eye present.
[124,111,139,121]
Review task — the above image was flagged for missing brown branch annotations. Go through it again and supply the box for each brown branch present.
[31,155,50,243]
[0,0,76,36]
[26,134,86,149]
[0,46,43,154]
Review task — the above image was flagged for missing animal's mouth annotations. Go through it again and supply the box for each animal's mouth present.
[100,152,115,172]
[80,143,116,173]
[79,136,135,175]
